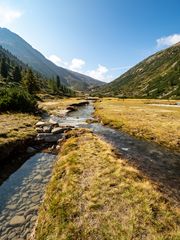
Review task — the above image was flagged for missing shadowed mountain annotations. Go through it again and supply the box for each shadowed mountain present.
[0,28,105,91]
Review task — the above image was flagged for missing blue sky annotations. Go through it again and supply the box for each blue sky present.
[0,0,180,82]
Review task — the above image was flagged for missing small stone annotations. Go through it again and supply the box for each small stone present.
[6,204,17,210]
[36,127,43,133]
[9,215,26,226]
[7,231,17,239]
[121,148,129,151]
[22,193,28,198]
[33,175,42,182]
[44,134,62,143]
[26,214,33,222]
[27,147,37,154]
[36,121,47,127]
[49,119,58,125]
[43,126,52,133]
[56,145,60,150]
[31,195,40,203]
[51,127,64,134]
[41,169,51,176]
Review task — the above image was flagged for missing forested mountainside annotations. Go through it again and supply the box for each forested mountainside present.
[93,42,180,99]
[0,28,105,91]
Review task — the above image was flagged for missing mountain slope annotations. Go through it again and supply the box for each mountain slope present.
[94,43,180,99]
[0,28,104,91]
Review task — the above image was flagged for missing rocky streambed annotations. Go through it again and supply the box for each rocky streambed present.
[0,101,90,240]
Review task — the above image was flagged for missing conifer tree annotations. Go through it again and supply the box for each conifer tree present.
[12,66,22,83]
[56,75,61,89]
[0,58,8,78]
[22,69,38,94]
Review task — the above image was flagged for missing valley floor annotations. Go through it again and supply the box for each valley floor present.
[94,98,180,151]
[34,129,180,240]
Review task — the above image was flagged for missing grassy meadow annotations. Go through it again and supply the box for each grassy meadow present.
[94,98,180,151]
[35,129,180,240]
[0,113,38,145]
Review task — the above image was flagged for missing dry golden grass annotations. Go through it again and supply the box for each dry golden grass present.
[0,113,38,145]
[35,129,180,240]
[38,98,86,115]
[94,98,180,151]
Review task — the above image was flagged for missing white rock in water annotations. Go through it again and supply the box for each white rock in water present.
[36,127,43,133]
[43,125,52,133]
[121,148,129,151]
[51,127,64,134]
[34,175,42,182]
[36,121,47,127]
[49,119,58,125]
[9,215,26,226]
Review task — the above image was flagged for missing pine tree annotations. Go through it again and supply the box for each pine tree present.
[12,66,22,83]
[22,69,38,94]
[0,58,8,78]
[56,75,61,89]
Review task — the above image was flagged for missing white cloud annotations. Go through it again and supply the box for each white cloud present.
[47,54,62,66]
[69,58,85,71]
[156,34,180,48]
[0,5,23,26]
[86,64,109,81]
[47,54,113,82]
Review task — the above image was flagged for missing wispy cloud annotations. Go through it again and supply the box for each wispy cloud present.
[47,54,123,82]
[0,4,23,26]
[156,34,180,48]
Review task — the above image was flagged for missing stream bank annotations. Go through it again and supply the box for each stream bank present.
[0,100,89,240]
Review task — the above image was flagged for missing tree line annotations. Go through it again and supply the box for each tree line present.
[0,47,75,112]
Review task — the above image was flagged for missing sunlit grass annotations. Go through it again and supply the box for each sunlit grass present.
[0,113,38,145]
[94,98,180,151]
[35,129,180,240]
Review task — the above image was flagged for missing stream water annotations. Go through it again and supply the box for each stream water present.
[0,101,180,240]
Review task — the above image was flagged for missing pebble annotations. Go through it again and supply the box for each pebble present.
[33,175,43,183]
[9,216,26,226]
[31,195,40,203]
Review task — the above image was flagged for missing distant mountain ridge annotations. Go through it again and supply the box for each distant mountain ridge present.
[94,43,180,99]
[0,28,104,91]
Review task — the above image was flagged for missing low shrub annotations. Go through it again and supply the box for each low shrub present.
[0,87,37,113]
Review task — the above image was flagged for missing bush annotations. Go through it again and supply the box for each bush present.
[0,87,37,113]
